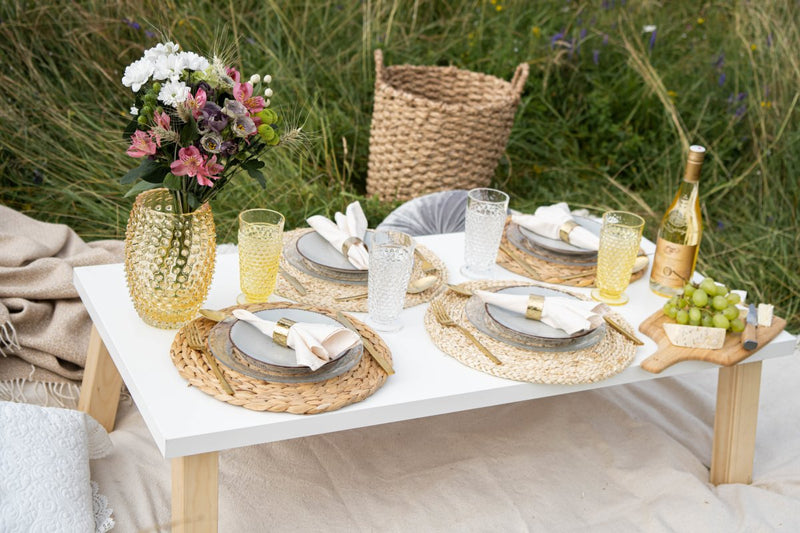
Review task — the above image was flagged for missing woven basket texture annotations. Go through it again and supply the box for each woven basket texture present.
[367,49,529,201]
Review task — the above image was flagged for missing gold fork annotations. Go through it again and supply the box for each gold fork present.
[184,322,235,395]
[415,248,437,274]
[429,300,502,365]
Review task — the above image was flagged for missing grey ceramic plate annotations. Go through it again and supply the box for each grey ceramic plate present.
[464,286,606,352]
[296,230,372,274]
[517,215,600,256]
[506,223,598,267]
[284,239,368,286]
[207,308,363,383]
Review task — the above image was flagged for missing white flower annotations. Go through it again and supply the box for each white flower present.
[249,73,261,84]
[264,88,273,97]
[158,80,190,106]
[130,106,139,116]
[177,51,209,72]
[643,25,657,33]
[262,74,272,84]
[152,54,185,82]
[264,98,271,107]
[121,58,154,92]
[144,41,181,61]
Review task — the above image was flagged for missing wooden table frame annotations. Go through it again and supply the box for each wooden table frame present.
[79,323,764,532]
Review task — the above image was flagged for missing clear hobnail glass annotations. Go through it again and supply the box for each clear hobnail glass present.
[461,187,509,279]
[367,230,415,332]
[124,188,216,329]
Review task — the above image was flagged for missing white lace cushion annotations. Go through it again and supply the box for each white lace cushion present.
[0,401,114,533]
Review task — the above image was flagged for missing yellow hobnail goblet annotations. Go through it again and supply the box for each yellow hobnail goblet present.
[238,209,285,304]
[591,211,645,306]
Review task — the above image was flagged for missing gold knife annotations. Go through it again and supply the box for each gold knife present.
[499,244,542,280]
[279,266,308,296]
[603,315,644,345]
[336,311,395,375]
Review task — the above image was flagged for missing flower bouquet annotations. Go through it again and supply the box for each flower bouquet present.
[121,40,286,213]
[119,40,292,328]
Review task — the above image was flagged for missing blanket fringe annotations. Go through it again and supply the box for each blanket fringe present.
[0,320,21,357]
[0,367,81,409]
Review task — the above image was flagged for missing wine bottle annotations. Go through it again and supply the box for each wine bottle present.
[650,145,706,296]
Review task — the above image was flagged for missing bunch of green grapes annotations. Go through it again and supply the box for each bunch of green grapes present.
[662,278,745,332]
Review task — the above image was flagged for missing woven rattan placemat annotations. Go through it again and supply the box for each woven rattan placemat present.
[424,281,637,385]
[170,303,391,414]
[496,219,647,287]
[275,228,448,312]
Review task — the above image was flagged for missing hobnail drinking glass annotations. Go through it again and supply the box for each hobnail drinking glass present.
[367,230,415,332]
[238,209,285,303]
[591,211,645,306]
[461,188,509,279]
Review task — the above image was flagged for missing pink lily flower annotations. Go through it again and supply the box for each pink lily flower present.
[196,155,224,187]
[233,82,266,114]
[126,130,157,158]
[226,67,241,83]
[154,110,171,130]
[184,88,207,120]
[170,146,205,178]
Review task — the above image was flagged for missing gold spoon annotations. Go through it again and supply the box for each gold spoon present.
[335,275,439,302]
[199,308,228,322]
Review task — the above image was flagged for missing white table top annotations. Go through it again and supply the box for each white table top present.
[74,233,797,458]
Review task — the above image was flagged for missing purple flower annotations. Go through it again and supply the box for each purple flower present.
[145,30,155,38]
[767,33,773,48]
[718,72,726,86]
[648,29,657,51]
[602,33,609,46]
[734,105,746,119]
[550,31,565,49]
[232,116,257,137]
[738,92,747,101]
[716,220,724,230]
[593,49,600,65]
[198,102,228,133]
[219,141,238,157]
[122,18,141,30]
[714,53,725,69]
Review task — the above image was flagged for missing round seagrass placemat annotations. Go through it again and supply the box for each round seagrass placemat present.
[275,228,448,312]
[424,281,637,385]
[170,302,391,414]
[496,219,648,287]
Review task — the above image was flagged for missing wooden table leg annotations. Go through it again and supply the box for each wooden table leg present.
[710,360,762,485]
[78,324,122,432]
[172,452,219,533]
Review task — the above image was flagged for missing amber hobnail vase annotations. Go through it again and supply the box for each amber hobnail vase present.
[124,188,216,329]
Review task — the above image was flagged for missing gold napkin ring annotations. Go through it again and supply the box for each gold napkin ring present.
[341,236,364,257]
[558,220,578,243]
[272,317,296,348]
[525,294,545,321]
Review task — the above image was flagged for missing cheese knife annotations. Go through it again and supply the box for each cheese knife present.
[742,303,758,350]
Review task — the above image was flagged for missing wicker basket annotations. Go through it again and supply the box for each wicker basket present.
[367,49,528,202]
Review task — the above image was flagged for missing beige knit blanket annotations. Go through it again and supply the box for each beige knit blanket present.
[0,206,123,386]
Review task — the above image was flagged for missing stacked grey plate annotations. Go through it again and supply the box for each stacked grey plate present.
[506,216,600,268]
[285,230,371,285]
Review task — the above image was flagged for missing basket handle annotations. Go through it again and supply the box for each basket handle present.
[510,62,530,96]
[374,49,386,84]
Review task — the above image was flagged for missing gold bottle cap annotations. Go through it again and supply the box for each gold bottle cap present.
[684,145,706,183]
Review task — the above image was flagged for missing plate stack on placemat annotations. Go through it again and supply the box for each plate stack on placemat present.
[497,217,648,287]
[170,302,391,414]
[424,280,637,385]
[276,228,448,312]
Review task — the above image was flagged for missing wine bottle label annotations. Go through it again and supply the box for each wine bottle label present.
[650,237,698,288]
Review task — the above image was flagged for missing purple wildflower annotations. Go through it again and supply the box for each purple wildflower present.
[714,53,725,69]
[648,29,657,51]
[122,18,141,30]
[145,30,155,38]
[718,72,726,86]
[734,105,746,119]
[593,49,600,65]
[550,31,565,49]
[767,33,773,48]
[738,92,747,101]
[716,220,725,230]
[198,102,228,133]
[602,33,609,46]
[580,28,587,42]
[219,141,238,157]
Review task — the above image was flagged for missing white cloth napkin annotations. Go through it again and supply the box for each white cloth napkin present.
[511,202,600,251]
[306,201,370,269]
[232,309,361,371]
[474,289,604,335]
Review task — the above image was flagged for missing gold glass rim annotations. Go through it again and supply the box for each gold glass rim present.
[239,208,285,227]
[602,210,645,229]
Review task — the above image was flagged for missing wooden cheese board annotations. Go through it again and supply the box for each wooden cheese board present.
[638,310,787,373]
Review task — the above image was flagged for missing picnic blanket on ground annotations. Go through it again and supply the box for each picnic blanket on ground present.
[0,206,123,387]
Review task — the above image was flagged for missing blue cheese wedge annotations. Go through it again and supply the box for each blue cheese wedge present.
[757,304,774,327]
[663,323,726,350]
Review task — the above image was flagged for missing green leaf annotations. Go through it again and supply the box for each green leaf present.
[123,179,159,198]
[242,159,265,171]
[179,116,198,147]
[120,159,168,185]
[246,167,266,188]
[187,191,200,211]
[163,173,183,191]
[122,118,139,140]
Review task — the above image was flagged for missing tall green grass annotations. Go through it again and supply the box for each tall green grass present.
[1,0,797,331]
